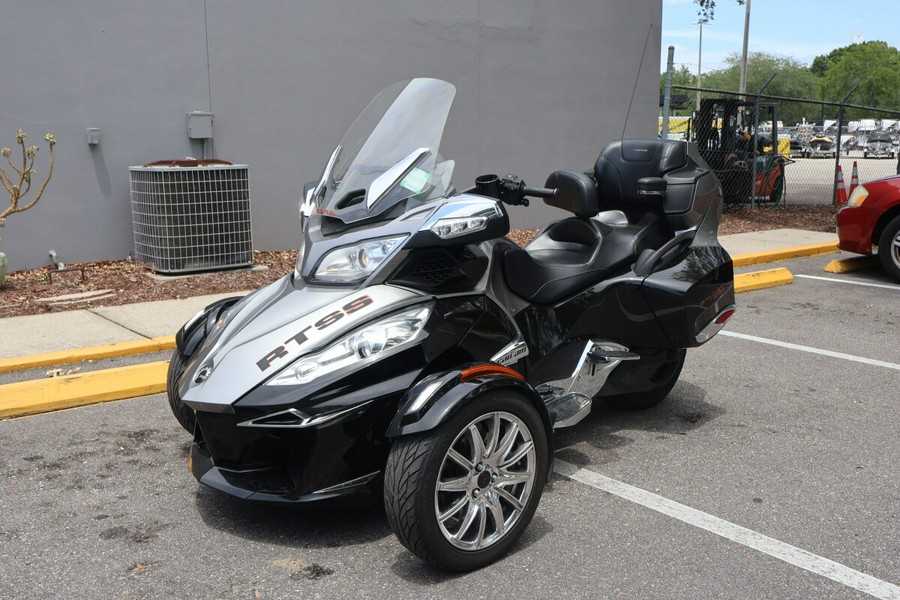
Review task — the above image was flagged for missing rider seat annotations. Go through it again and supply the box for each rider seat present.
[503,170,665,304]
[504,140,691,304]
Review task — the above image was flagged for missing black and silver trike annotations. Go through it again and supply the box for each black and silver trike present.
[167,78,736,571]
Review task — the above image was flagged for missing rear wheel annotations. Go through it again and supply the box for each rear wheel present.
[384,390,548,571]
[599,349,686,411]
[877,215,900,282]
[166,349,195,433]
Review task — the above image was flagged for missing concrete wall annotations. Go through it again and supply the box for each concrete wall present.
[0,1,661,271]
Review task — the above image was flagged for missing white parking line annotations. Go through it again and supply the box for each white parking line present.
[554,460,900,600]
[795,274,900,291]
[719,331,900,371]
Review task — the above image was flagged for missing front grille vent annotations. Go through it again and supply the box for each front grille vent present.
[391,249,457,289]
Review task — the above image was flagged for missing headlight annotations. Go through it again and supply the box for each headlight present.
[313,236,405,283]
[266,304,431,386]
[429,206,500,239]
[848,185,868,207]
[431,216,488,239]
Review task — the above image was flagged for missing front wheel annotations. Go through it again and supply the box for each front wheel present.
[877,215,900,282]
[166,349,195,433]
[384,390,548,571]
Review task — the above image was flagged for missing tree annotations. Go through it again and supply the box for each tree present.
[660,64,697,93]
[702,52,819,99]
[0,130,56,229]
[810,46,851,78]
[693,0,744,22]
[700,52,821,124]
[660,65,698,116]
[818,42,900,110]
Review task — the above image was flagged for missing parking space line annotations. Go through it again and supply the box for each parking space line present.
[554,460,900,600]
[794,274,900,291]
[719,331,900,371]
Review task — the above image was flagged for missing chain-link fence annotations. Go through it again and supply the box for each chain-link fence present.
[663,86,900,207]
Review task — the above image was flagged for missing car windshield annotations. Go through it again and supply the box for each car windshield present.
[317,78,457,224]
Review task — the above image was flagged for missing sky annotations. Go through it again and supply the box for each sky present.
[661,0,900,76]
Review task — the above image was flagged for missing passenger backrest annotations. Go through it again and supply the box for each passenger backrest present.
[595,139,719,229]
[594,140,687,206]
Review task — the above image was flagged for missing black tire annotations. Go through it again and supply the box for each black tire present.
[769,175,785,204]
[877,215,900,283]
[166,349,195,433]
[384,390,548,571]
[600,349,686,411]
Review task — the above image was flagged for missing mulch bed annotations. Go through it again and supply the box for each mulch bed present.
[0,205,838,319]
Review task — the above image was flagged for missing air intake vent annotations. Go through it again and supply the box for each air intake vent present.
[129,161,253,274]
[391,248,457,289]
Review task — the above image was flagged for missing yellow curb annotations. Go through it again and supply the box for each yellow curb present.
[0,335,175,375]
[824,255,879,273]
[735,268,794,293]
[732,242,839,268]
[0,361,169,419]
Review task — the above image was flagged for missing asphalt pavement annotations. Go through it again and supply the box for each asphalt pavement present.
[1,250,897,599]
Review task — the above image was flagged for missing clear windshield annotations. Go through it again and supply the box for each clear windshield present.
[317,78,457,224]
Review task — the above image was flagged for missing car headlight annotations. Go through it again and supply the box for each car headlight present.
[266,304,431,386]
[312,236,405,283]
[848,185,868,207]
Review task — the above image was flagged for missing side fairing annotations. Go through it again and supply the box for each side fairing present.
[180,281,425,411]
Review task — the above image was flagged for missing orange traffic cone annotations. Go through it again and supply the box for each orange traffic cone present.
[835,165,849,206]
[849,161,860,195]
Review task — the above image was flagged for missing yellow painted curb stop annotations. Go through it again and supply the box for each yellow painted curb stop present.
[732,242,838,268]
[0,335,175,375]
[0,361,169,419]
[824,256,879,274]
[735,268,794,293]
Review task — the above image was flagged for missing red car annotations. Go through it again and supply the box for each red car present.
[837,174,900,282]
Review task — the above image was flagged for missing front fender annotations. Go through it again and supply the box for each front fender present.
[387,364,554,476]
[175,296,242,358]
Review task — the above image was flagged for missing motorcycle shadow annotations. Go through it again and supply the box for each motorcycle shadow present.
[191,472,553,581]
[552,380,724,469]
[388,514,554,583]
[192,485,393,549]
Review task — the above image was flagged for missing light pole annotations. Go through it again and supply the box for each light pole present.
[696,19,708,111]
[739,0,752,96]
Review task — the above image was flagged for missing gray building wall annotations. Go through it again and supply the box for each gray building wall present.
[0,1,661,271]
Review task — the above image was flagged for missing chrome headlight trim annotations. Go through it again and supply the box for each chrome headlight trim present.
[312,235,407,283]
[265,303,432,387]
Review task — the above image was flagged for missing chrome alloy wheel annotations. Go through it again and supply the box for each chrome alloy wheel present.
[433,411,537,551]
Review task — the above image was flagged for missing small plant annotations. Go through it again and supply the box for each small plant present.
[0,129,55,286]
[0,129,56,231]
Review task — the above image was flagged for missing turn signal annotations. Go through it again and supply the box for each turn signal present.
[460,364,524,381]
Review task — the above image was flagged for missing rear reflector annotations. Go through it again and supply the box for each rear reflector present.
[695,305,737,344]
[715,308,736,325]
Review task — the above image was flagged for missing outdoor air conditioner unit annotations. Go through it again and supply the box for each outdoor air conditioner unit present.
[129,160,253,274]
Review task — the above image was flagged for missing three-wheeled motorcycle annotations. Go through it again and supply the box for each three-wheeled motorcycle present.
[167,78,735,571]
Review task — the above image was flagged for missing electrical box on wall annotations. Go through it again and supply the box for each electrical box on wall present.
[187,111,214,139]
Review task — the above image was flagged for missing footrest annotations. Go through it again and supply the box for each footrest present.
[545,392,592,429]
[588,348,640,363]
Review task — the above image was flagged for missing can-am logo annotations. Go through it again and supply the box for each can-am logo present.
[256,294,374,372]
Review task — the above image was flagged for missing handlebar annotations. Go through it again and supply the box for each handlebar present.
[523,185,557,200]
[474,173,557,206]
